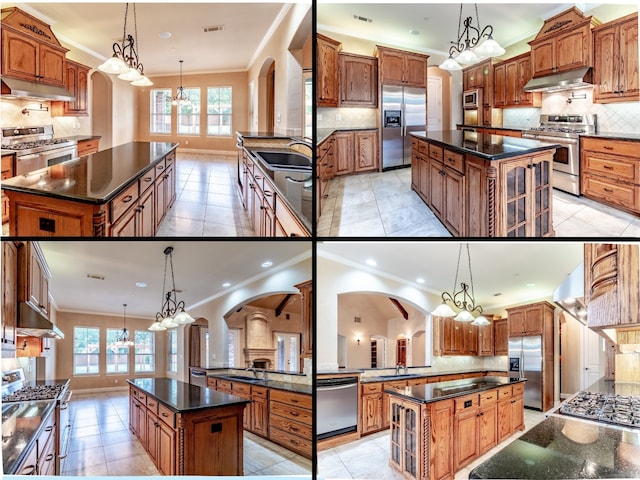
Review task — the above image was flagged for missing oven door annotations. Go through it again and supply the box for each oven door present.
[523,134,577,175]
[44,146,78,167]
[15,152,47,176]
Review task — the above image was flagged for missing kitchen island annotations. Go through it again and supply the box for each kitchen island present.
[386,376,527,480]
[410,130,559,237]
[128,377,250,476]
[1,141,178,237]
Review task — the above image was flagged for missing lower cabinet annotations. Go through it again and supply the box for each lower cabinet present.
[389,397,429,480]
[334,130,379,175]
[145,405,176,476]
[361,383,383,434]
[497,384,525,442]
[15,405,56,475]
[268,389,313,459]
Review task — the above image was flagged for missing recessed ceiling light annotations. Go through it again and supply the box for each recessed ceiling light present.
[222,282,231,288]
[135,282,147,288]
[494,292,502,297]
[416,278,425,284]
[365,259,377,267]
[158,32,171,39]
[261,261,273,268]
[409,30,420,35]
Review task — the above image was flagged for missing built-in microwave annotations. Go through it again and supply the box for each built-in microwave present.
[463,88,481,110]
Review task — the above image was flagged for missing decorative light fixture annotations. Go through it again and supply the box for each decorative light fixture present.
[149,246,196,331]
[431,244,488,324]
[172,60,190,105]
[116,304,135,346]
[439,4,505,71]
[98,3,153,86]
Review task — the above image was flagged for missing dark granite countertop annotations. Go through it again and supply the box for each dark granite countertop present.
[66,134,102,142]
[128,377,249,413]
[457,124,525,132]
[411,130,560,160]
[1,141,178,204]
[317,127,378,144]
[2,400,56,475]
[208,374,312,395]
[469,415,640,479]
[385,376,526,404]
[581,132,640,141]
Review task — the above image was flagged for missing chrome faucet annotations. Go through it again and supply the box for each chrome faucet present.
[245,367,258,378]
[395,363,402,375]
[286,139,313,152]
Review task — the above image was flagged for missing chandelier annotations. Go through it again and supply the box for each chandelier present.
[116,304,135,346]
[172,60,190,105]
[148,247,196,331]
[439,4,505,71]
[98,3,153,86]
[431,244,489,325]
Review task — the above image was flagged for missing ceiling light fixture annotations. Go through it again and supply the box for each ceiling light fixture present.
[98,3,153,86]
[148,246,196,331]
[116,304,135,346]
[439,3,505,71]
[431,243,489,325]
[172,60,190,106]
[261,261,273,268]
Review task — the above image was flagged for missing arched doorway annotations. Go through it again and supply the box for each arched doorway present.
[90,71,113,149]
[257,58,276,132]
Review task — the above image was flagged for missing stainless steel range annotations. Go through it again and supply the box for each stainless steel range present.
[2,368,72,475]
[559,391,640,429]
[522,114,597,196]
[1,125,78,175]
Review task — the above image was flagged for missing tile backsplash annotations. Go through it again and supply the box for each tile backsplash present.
[503,88,640,135]
[0,98,91,138]
[317,107,377,129]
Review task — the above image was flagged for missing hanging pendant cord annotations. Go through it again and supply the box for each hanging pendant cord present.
[122,3,129,50]
[456,4,463,43]
[475,3,481,32]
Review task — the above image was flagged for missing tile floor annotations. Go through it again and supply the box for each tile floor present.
[317,168,640,237]
[317,408,547,479]
[63,389,311,477]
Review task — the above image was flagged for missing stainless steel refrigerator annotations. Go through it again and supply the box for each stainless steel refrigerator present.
[381,85,427,170]
[508,336,543,410]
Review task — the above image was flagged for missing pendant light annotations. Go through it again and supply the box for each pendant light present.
[149,246,196,331]
[116,304,134,346]
[98,3,153,86]
[172,60,190,105]
[431,244,485,323]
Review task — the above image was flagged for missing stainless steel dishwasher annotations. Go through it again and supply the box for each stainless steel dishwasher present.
[317,376,358,440]
[190,368,207,387]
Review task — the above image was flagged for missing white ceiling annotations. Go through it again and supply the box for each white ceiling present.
[318,242,584,313]
[39,241,311,319]
[317,3,638,58]
[9,2,293,74]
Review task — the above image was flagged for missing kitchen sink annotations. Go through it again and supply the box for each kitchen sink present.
[218,375,270,384]
[252,150,311,170]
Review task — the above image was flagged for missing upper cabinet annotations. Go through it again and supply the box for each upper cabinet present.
[375,45,429,88]
[584,243,640,330]
[528,7,599,78]
[506,301,554,337]
[2,241,18,354]
[51,59,91,116]
[316,34,341,108]
[17,241,52,319]
[593,12,639,104]
[339,53,378,107]
[1,7,68,86]
[493,53,541,108]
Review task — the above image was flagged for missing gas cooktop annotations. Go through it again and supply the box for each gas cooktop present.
[2,383,68,402]
[559,391,640,428]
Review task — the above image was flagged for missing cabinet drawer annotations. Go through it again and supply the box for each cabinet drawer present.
[146,396,159,414]
[270,389,312,409]
[232,382,252,397]
[207,377,217,388]
[165,151,176,166]
[429,143,443,161]
[269,425,312,457]
[362,382,382,394]
[455,393,478,412]
[270,401,312,426]
[411,138,419,151]
[37,432,56,476]
[133,389,147,404]
[583,153,639,183]
[444,149,464,174]
[37,412,56,457]
[480,390,498,405]
[138,170,156,192]
[262,178,276,210]
[77,139,99,156]
[110,181,138,221]
[582,138,640,157]
[497,385,512,400]
[418,140,429,155]
[155,160,167,177]
[407,377,426,386]
[512,383,524,397]
[583,174,639,211]
[252,385,269,399]
[215,379,232,392]
[384,380,408,390]
[157,403,176,428]
[269,413,312,439]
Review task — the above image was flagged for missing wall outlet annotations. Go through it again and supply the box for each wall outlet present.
[277,113,281,123]
[185,140,189,145]
[114,379,118,383]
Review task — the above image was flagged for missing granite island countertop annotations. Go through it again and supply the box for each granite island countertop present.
[127,377,249,413]
[411,130,560,160]
[208,374,312,395]
[1,141,178,204]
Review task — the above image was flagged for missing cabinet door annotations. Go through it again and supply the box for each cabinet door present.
[317,35,340,107]
[404,54,427,88]
[111,205,137,237]
[362,393,383,433]
[252,397,269,437]
[555,26,590,73]
[462,323,478,355]
[532,156,553,237]
[402,402,421,478]
[339,54,377,107]
[505,61,519,106]
[430,400,454,480]
[378,48,406,85]
[531,39,556,77]
[510,396,525,433]
[2,242,18,351]
[354,131,377,172]
[145,410,158,462]
[508,308,524,336]
[516,56,533,105]
[496,400,512,442]
[38,44,65,86]
[493,319,508,355]
[619,19,640,100]
[443,168,465,236]
[493,63,506,107]
[75,65,89,114]
[334,132,354,175]
[2,30,38,81]
[454,409,479,470]
[419,155,429,201]
[28,246,48,315]
[478,403,497,454]
[429,159,445,218]
[139,187,155,237]
[157,420,176,475]
[523,305,544,335]
[594,26,621,101]
[154,174,167,229]
[478,323,494,356]
[501,158,530,237]
[389,400,403,471]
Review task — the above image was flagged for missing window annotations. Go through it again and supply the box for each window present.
[150,89,172,134]
[178,87,201,135]
[135,330,155,373]
[73,327,100,375]
[168,330,177,374]
[227,328,240,368]
[275,332,299,372]
[207,87,232,136]
[106,328,130,373]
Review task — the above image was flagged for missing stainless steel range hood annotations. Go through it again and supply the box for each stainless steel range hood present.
[17,303,64,339]
[553,263,587,325]
[1,77,75,102]
[523,67,592,93]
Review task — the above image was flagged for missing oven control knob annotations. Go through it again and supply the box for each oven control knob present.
[14,129,19,134]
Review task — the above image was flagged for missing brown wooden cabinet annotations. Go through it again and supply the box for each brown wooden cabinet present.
[478,321,494,356]
[493,319,508,356]
[584,243,640,330]
[497,384,524,442]
[2,241,18,353]
[494,53,541,108]
[593,13,639,103]
[581,137,640,216]
[296,280,313,361]
[317,136,335,220]
[333,131,353,176]
[112,182,155,237]
[463,59,495,124]
[361,383,383,434]
[376,45,429,88]
[389,396,428,480]
[528,8,597,78]
[2,153,15,224]
[454,394,480,470]
[339,53,378,107]
[268,389,312,458]
[333,129,378,175]
[76,138,100,157]
[51,59,91,116]
[317,34,341,107]
[250,385,269,438]
[507,301,554,337]
[433,316,479,356]
[17,241,51,319]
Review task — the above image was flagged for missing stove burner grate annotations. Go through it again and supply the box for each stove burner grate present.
[2,384,67,402]
[560,391,640,428]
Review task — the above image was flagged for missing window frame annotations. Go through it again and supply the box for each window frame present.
[167,329,178,374]
[73,326,101,376]
[134,330,156,373]
[149,88,173,134]
[206,86,233,137]
[105,328,131,374]
[177,87,201,136]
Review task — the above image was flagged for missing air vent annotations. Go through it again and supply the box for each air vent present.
[354,316,362,323]
[353,15,372,23]
[203,25,224,33]
[86,274,105,280]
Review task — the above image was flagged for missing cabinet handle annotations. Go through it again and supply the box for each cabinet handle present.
[123,195,133,203]
[264,191,273,197]
[604,188,614,193]
[289,411,299,417]
[45,426,54,432]
[603,146,614,150]
[157,165,164,170]
[162,412,169,417]
[255,175,262,180]
[45,453,54,461]
[603,165,614,170]
[21,465,36,475]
